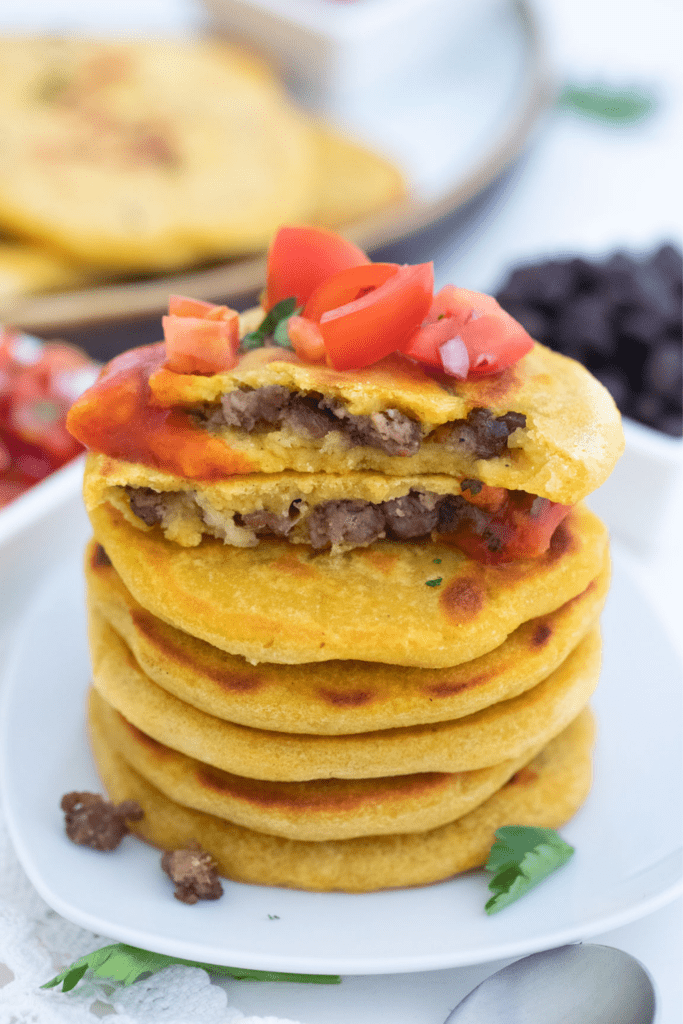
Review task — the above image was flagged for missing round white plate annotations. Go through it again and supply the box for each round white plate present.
[1,554,681,976]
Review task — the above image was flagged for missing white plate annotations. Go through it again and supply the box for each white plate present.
[1,552,681,976]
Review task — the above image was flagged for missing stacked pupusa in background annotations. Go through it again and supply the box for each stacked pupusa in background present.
[68,228,623,892]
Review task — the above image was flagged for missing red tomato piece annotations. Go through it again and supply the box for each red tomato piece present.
[305,262,434,370]
[404,284,532,378]
[287,316,327,363]
[264,226,370,311]
[443,492,571,563]
[395,312,458,369]
[0,478,27,509]
[460,311,534,376]
[431,285,501,321]
[402,285,475,371]
[303,263,398,323]
[498,498,571,560]
[162,315,239,375]
[460,482,508,513]
[168,295,218,318]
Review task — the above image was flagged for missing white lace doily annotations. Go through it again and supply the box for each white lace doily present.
[0,809,307,1024]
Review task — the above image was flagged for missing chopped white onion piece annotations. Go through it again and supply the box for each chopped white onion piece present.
[474,352,495,370]
[439,335,469,378]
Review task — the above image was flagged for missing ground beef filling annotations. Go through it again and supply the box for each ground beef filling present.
[127,486,510,551]
[197,387,526,459]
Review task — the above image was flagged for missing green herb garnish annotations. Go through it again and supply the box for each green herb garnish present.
[484,826,574,915]
[42,943,340,992]
[432,558,442,564]
[558,84,656,124]
[425,577,443,587]
[241,297,301,351]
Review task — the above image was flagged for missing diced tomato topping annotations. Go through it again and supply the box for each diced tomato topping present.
[162,316,239,375]
[162,296,240,375]
[303,263,398,324]
[304,262,434,370]
[168,295,220,318]
[394,312,462,370]
[460,481,508,513]
[459,311,534,377]
[287,315,327,363]
[442,491,572,563]
[432,285,501,321]
[404,284,533,378]
[264,226,370,311]
[0,478,28,509]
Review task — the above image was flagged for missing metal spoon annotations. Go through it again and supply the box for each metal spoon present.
[444,943,656,1024]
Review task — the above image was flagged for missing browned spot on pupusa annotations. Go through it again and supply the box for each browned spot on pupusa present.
[486,559,528,585]
[531,622,553,647]
[92,543,112,569]
[547,516,576,559]
[423,671,493,698]
[123,716,168,755]
[316,688,374,708]
[439,575,485,622]
[359,550,399,574]
[196,767,453,811]
[462,364,523,406]
[129,608,264,692]
[270,554,316,577]
[213,671,264,693]
[507,766,539,786]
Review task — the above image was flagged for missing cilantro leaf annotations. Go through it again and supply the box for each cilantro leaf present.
[425,577,443,587]
[558,84,656,124]
[241,297,301,351]
[484,826,574,915]
[42,943,340,992]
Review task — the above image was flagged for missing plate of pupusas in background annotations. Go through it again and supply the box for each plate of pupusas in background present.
[0,0,549,334]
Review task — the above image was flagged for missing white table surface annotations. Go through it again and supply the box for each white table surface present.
[0,0,681,1021]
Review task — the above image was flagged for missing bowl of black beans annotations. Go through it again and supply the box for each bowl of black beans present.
[495,243,682,550]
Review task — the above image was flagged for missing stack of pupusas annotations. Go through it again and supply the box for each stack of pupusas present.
[67,227,624,893]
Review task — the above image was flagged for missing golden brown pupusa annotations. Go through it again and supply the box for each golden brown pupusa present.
[89,700,595,892]
[88,499,608,667]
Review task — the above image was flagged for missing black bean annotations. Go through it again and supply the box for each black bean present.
[496,244,682,437]
[632,392,668,428]
[619,305,668,346]
[591,367,631,409]
[658,413,683,437]
[497,302,552,343]
[644,342,683,400]
[558,294,615,356]
[652,243,683,287]
[499,259,576,309]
